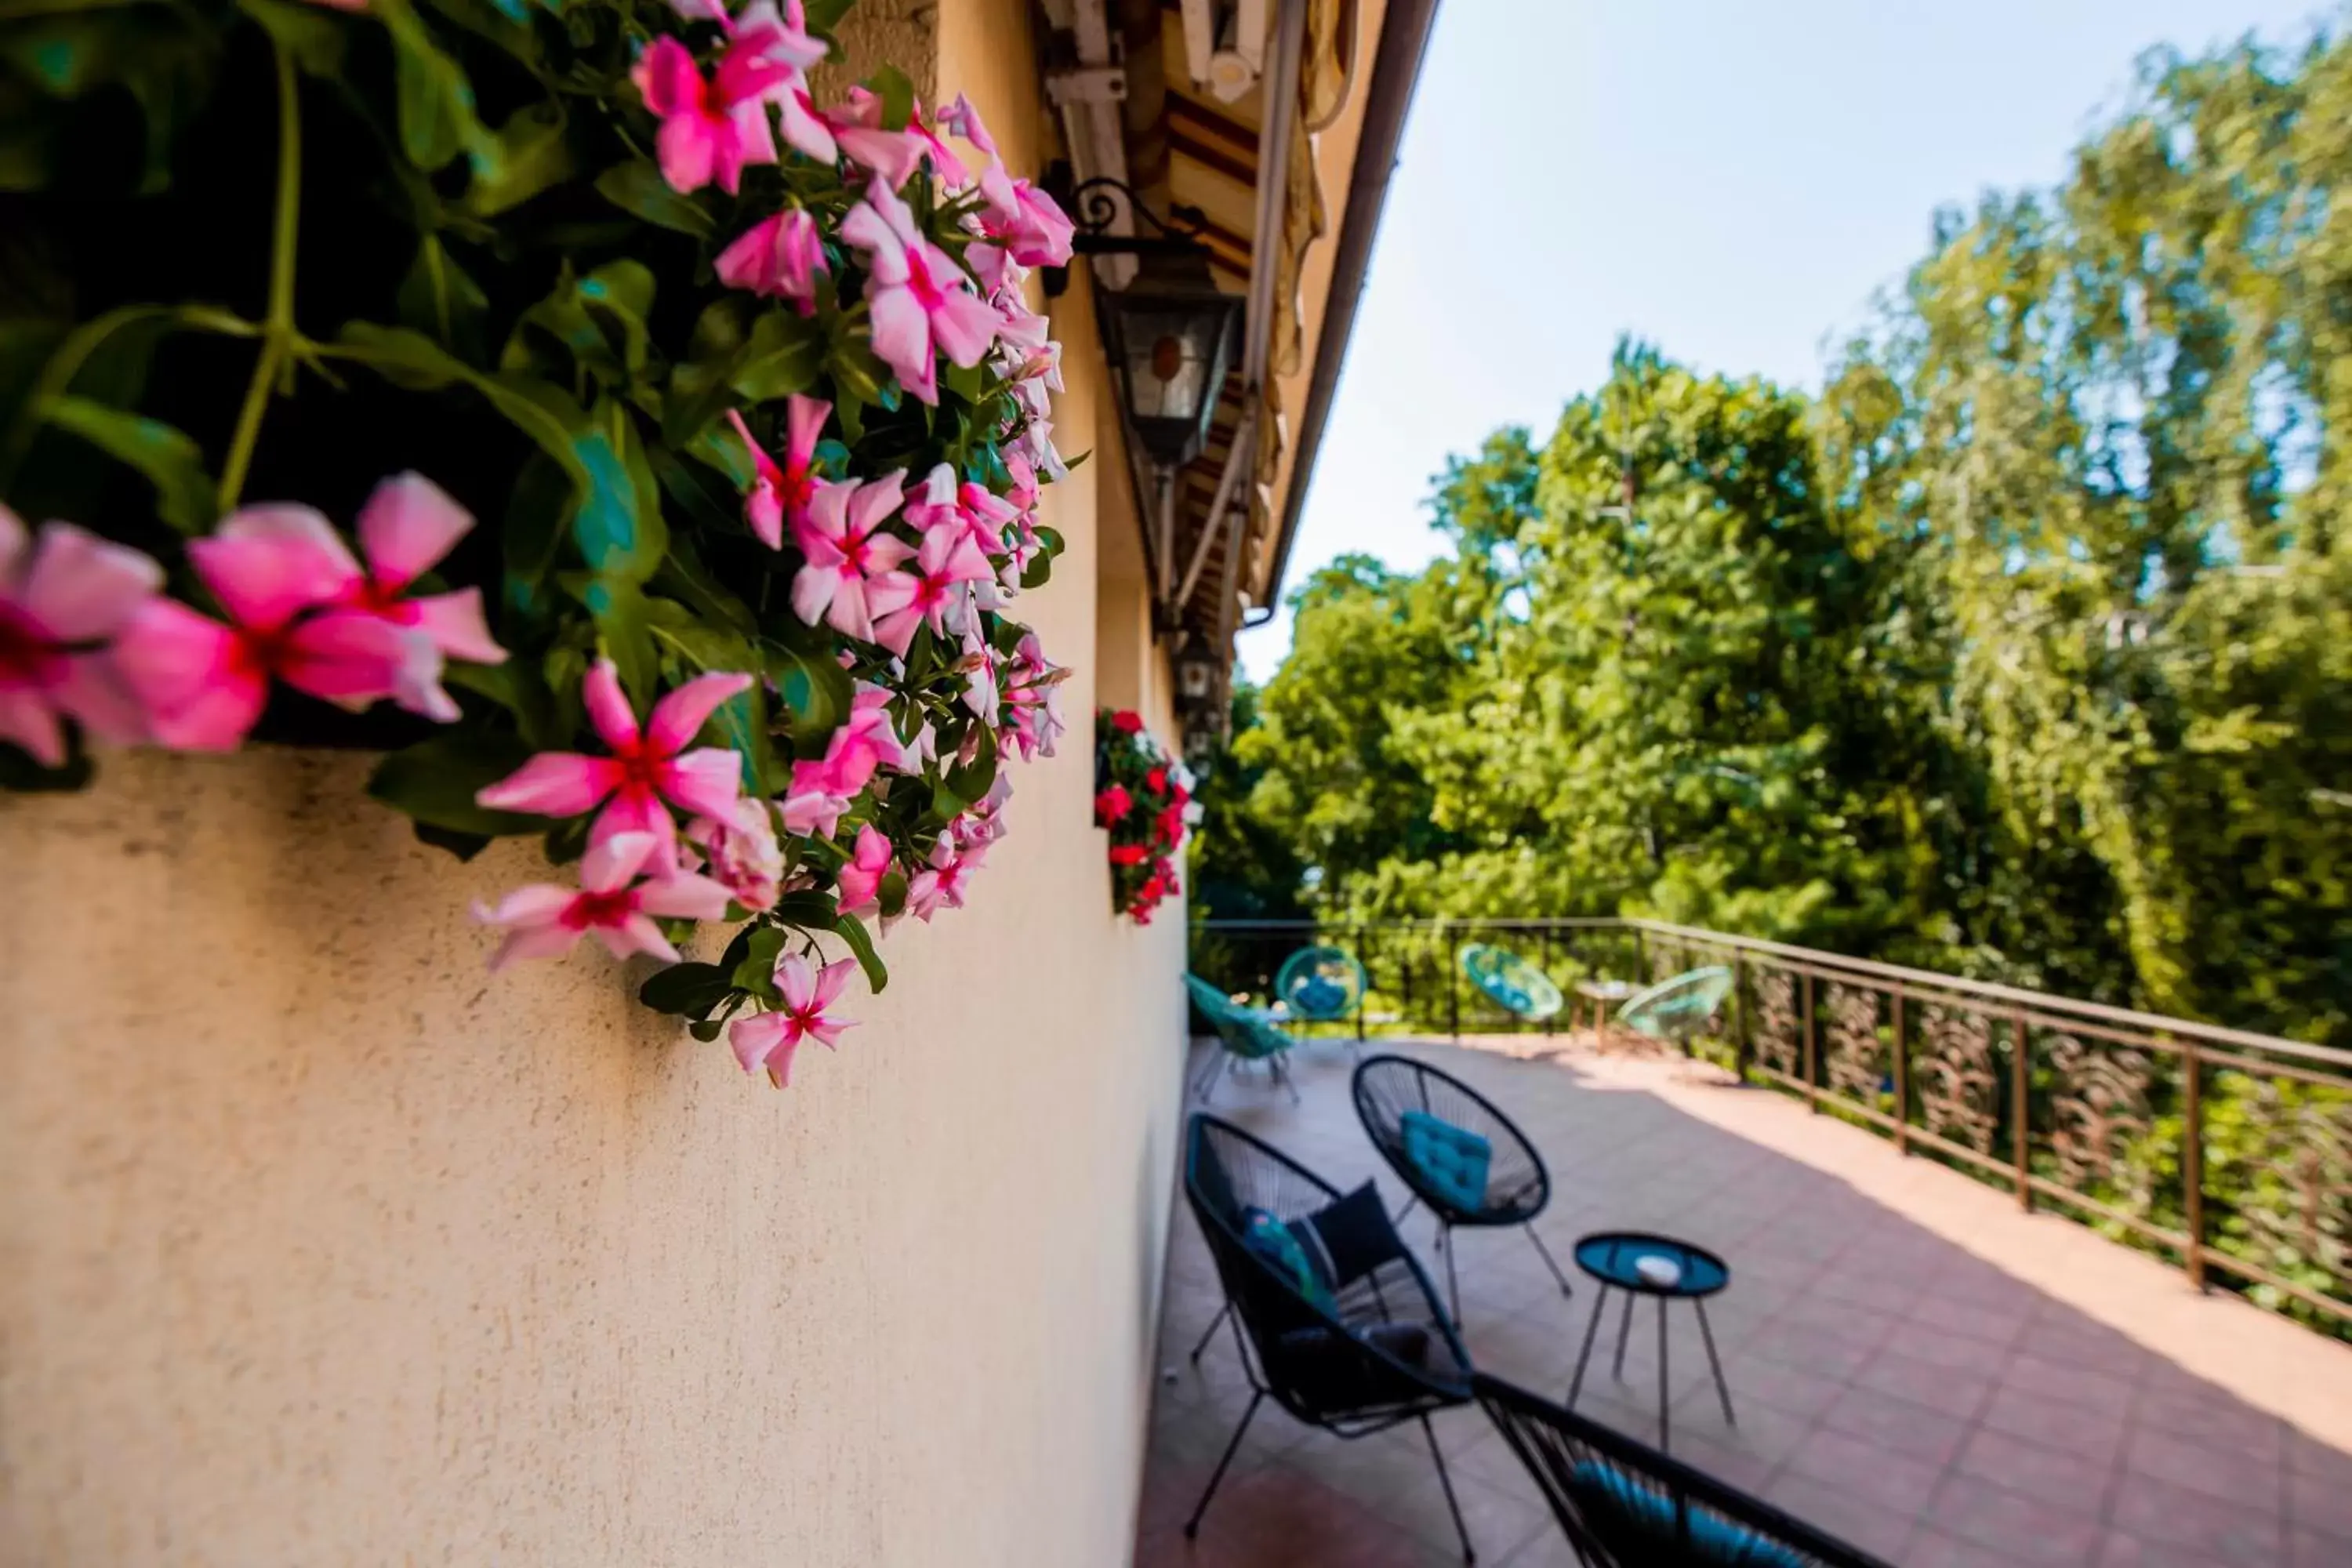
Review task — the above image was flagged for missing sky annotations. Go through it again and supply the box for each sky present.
[1237,0,2339,681]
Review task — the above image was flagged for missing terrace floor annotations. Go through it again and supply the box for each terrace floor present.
[1134,1033,2352,1567]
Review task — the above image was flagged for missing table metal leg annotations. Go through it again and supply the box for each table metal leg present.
[1566,1284,1609,1409]
[1657,1295,1671,1451]
[1695,1297,1736,1426]
[1610,1287,1635,1378]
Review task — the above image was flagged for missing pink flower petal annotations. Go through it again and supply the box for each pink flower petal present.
[192,506,363,630]
[655,114,720,194]
[280,611,430,709]
[646,670,755,754]
[474,883,575,927]
[774,950,815,1008]
[111,598,266,751]
[636,869,734,922]
[53,651,151,746]
[476,750,622,816]
[588,788,676,852]
[580,830,661,893]
[730,1011,788,1074]
[811,955,856,1009]
[632,36,703,118]
[407,588,506,665]
[594,913,681,964]
[488,922,586,971]
[659,745,749,819]
[355,472,473,593]
[582,658,640,749]
[0,688,65,766]
[18,523,162,641]
[927,278,1004,368]
[865,287,934,400]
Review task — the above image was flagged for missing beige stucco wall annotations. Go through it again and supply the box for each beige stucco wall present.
[0,12,1191,1566]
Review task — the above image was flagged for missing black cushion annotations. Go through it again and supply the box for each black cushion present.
[1274,1322,1432,1411]
[1296,1181,1409,1287]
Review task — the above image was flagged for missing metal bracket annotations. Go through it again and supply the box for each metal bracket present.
[1047,66,1127,107]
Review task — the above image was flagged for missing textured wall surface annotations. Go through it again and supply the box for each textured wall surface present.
[0,9,1190,1563]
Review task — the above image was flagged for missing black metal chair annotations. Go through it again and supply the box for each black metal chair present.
[1472,1373,1895,1567]
[1181,1113,1484,1561]
[1352,1054,1576,1325]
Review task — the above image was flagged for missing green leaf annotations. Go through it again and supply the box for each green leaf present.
[831,912,887,993]
[502,451,571,619]
[240,0,349,77]
[594,158,715,238]
[639,960,737,1018]
[466,99,574,216]
[573,572,658,704]
[395,236,490,359]
[572,397,668,582]
[655,532,758,636]
[730,925,789,997]
[865,64,914,132]
[38,395,214,534]
[367,730,546,837]
[731,309,826,403]
[412,821,493,860]
[939,722,998,816]
[377,0,493,172]
[767,640,855,748]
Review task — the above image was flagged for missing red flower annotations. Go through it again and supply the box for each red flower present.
[1156,804,1186,846]
[1094,783,1134,826]
[1152,858,1180,895]
[1108,843,1149,866]
[1111,710,1144,735]
[1145,764,1167,795]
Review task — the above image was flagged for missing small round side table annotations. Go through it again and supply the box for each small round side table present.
[1566,1230,1736,1451]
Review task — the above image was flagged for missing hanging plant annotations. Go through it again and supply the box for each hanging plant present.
[0,0,1077,1088]
[1094,707,1195,924]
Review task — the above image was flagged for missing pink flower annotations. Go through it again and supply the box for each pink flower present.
[733,1,837,162]
[473,830,732,970]
[833,822,893,916]
[789,471,912,641]
[1003,633,1068,760]
[935,93,996,158]
[904,462,1019,557]
[630,33,790,195]
[829,89,967,189]
[0,508,162,766]
[840,181,1004,405]
[686,795,784,911]
[114,506,437,751]
[729,952,857,1087]
[716,207,829,309]
[336,471,507,717]
[475,659,751,851]
[791,682,906,797]
[868,527,993,657]
[724,394,830,549]
[779,783,851,840]
[958,629,1000,722]
[976,166,1076,267]
[955,775,1013,852]
[903,837,975,922]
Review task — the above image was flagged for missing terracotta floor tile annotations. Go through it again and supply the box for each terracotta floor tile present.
[2107,1471,2283,1560]
[1928,1474,2110,1566]
[1819,1384,1973,1468]
[1978,1382,2132,1457]
[1951,1425,2118,1512]
[1754,1471,1918,1564]
[1780,1422,1946,1515]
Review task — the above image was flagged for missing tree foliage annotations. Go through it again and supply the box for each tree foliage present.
[1211,25,2352,1045]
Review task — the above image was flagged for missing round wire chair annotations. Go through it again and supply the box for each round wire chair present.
[1460,942,1566,1022]
[1182,1114,1482,1560]
[1617,965,1734,1052]
[1184,973,1300,1103]
[1352,1054,1577,1326]
[1274,945,1367,1022]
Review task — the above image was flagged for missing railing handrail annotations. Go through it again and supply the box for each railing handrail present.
[1193,915,2352,1072]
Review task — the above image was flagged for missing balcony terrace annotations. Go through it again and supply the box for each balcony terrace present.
[1141,924,2352,1566]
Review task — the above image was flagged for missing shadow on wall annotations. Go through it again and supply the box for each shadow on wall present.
[1135,1036,2352,1567]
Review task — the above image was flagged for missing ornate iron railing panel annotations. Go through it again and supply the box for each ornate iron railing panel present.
[1192,916,2352,1334]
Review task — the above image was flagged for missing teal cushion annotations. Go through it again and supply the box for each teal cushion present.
[1241,1207,1331,1308]
[1564,1461,1809,1566]
[1294,975,1348,1017]
[1400,1110,1492,1213]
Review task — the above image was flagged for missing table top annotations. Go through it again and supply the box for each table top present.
[1574,978,1637,1002]
[1572,1231,1730,1298]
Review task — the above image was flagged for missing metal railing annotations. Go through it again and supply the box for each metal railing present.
[1192,916,2352,1334]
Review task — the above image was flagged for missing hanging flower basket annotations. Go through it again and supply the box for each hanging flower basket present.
[0,0,1076,1088]
[1094,707,1196,924]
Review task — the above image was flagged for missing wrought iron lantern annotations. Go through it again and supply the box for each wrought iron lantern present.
[1174,635,1221,713]
[1098,246,1240,470]
[1053,173,1243,471]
